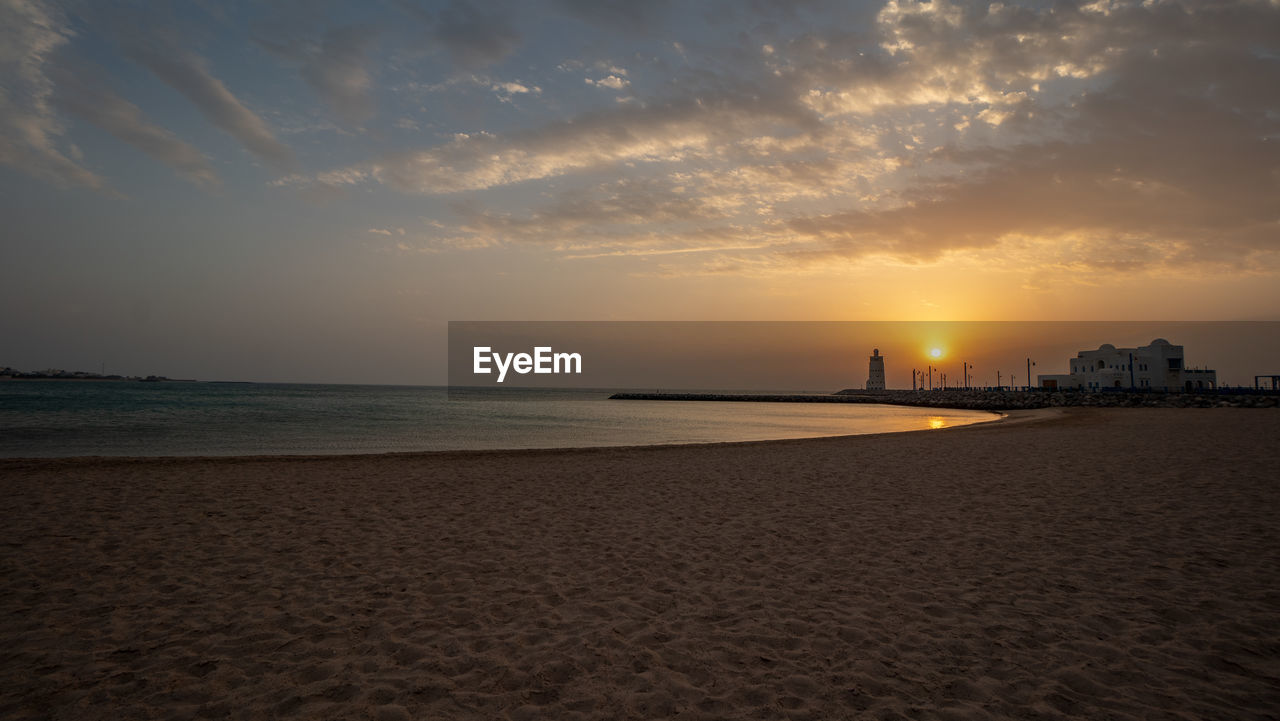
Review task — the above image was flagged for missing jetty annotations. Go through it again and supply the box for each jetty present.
[610,389,1279,411]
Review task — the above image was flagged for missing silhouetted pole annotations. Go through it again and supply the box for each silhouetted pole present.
[928,365,933,390]
[997,370,1001,389]
[1026,357,1036,391]
[963,362,968,389]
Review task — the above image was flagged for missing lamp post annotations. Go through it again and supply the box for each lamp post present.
[963,361,968,389]
[928,365,933,391]
[1026,357,1036,391]
[997,370,1001,389]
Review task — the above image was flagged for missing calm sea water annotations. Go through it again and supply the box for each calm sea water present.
[0,382,998,458]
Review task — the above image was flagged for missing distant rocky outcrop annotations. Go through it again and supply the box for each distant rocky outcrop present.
[0,367,190,382]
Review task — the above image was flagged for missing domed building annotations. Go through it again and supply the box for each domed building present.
[1037,339,1217,392]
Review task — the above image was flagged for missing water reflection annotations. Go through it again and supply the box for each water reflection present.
[0,383,1002,456]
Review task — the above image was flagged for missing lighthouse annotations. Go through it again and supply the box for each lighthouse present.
[866,348,886,391]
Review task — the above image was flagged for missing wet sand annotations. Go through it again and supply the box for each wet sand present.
[2,408,1278,720]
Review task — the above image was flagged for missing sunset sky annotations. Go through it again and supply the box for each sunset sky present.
[2,0,1278,383]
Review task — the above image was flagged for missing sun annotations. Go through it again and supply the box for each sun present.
[929,347,943,359]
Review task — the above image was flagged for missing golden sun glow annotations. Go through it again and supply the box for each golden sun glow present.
[929,347,943,359]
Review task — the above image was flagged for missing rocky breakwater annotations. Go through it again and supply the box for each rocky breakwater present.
[610,390,1279,411]
[839,389,1279,410]
[609,393,861,404]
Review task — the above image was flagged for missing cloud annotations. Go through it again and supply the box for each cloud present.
[765,0,1280,271]
[431,2,521,69]
[276,0,1280,281]
[271,166,371,188]
[301,25,379,128]
[573,4,1279,275]
[0,0,106,190]
[492,81,534,94]
[52,67,219,188]
[123,36,294,170]
[296,84,819,194]
[371,112,688,192]
[490,79,540,100]
[586,74,629,90]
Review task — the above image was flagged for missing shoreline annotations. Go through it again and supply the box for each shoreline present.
[4,407,1277,720]
[0,405,1019,465]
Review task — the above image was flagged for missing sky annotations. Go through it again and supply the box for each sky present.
[1,0,1278,384]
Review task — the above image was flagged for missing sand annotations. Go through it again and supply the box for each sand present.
[2,408,1278,720]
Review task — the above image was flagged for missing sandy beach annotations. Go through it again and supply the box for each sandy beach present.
[2,408,1278,720]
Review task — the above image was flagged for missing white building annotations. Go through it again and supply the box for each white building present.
[1038,338,1217,392]
[866,348,886,390]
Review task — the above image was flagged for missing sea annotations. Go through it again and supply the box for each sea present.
[0,382,999,458]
